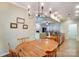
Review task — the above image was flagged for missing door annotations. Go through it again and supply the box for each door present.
[68,24,77,40]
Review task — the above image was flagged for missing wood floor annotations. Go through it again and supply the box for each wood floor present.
[57,39,78,57]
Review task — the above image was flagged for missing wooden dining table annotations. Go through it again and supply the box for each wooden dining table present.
[15,39,58,57]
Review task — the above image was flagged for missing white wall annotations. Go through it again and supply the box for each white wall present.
[61,18,79,41]
[0,3,36,55]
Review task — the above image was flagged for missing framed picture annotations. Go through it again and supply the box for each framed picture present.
[23,24,28,29]
[16,17,25,24]
[10,23,17,28]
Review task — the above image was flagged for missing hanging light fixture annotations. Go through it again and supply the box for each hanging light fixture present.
[37,2,40,17]
[27,5,31,11]
[40,2,44,15]
[28,11,31,16]
[49,8,52,17]
[26,3,61,23]
[27,5,31,16]
[49,8,52,14]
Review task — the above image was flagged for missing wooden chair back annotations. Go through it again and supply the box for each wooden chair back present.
[45,48,57,57]
[8,43,17,57]
[17,37,29,44]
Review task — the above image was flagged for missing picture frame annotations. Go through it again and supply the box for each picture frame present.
[10,23,17,28]
[23,24,28,29]
[16,17,25,24]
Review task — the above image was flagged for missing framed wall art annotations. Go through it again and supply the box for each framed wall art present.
[23,24,28,29]
[16,17,25,24]
[10,23,17,28]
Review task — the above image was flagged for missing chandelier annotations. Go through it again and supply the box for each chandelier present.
[27,2,52,18]
[27,2,62,22]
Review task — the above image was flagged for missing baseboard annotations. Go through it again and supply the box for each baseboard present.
[0,50,9,57]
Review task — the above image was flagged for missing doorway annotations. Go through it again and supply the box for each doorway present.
[68,24,77,40]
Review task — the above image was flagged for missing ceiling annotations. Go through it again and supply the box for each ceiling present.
[11,2,79,21]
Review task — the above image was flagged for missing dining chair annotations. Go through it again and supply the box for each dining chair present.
[45,48,57,57]
[17,36,29,44]
[16,48,26,57]
[40,33,47,39]
[8,43,17,57]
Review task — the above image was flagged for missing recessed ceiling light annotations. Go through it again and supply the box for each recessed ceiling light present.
[58,15,61,17]
[75,14,78,16]
[54,11,58,15]
[36,14,38,16]
[57,15,62,18]
[41,2,44,6]
[75,5,79,9]
[27,5,31,9]
[45,13,47,15]
[75,10,79,13]
[49,8,52,11]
